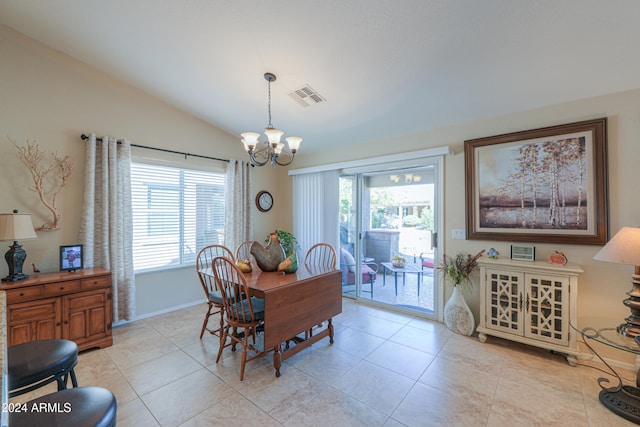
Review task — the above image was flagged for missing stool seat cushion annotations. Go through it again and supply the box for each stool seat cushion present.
[9,386,117,427]
[9,339,78,391]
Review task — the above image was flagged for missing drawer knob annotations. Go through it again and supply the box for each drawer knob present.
[60,286,64,290]
[19,293,24,297]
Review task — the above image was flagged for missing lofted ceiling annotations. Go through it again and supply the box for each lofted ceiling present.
[2,1,640,154]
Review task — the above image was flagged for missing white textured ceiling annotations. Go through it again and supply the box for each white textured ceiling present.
[2,1,640,154]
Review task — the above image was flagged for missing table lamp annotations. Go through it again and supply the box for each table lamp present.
[593,226,640,337]
[0,210,38,282]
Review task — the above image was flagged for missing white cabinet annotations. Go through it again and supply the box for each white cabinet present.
[477,258,583,366]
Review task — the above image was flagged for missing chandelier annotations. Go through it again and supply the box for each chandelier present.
[241,72,302,167]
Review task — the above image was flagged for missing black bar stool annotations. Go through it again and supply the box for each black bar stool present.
[9,386,117,427]
[8,339,79,397]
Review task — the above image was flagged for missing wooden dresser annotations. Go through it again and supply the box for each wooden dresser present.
[2,268,113,351]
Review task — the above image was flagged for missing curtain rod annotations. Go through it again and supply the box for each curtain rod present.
[80,134,229,163]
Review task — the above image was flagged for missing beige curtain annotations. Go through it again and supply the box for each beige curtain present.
[79,133,135,322]
[224,160,252,253]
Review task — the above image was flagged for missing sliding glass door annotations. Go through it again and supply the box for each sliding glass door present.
[339,162,441,318]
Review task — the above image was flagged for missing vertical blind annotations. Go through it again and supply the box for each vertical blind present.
[131,162,225,272]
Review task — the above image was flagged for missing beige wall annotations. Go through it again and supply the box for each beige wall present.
[3,24,639,365]
[291,90,640,365]
[0,25,281,317]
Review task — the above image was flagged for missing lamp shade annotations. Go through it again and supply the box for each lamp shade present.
[0,212,37,241]
[593,227,640,266]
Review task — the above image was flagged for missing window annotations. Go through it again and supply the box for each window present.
[131,162,225,272]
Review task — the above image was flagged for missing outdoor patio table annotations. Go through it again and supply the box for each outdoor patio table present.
[381,263,423,296]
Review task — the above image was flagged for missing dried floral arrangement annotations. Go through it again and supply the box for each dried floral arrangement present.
[438,250,485,287]
[13,140,74,231]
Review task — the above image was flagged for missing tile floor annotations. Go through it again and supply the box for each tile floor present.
[11,298,639,426]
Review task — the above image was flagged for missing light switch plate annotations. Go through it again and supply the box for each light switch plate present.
[451,229,466,240]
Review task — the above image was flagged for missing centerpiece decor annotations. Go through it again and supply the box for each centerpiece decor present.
[250,233,285,272]
[438,250,484,336]
[251,230,300,273]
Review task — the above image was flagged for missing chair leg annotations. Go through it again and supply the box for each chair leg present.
[217,306,225,349]
[200,302,213,339]
[239,327,249,381]
[70,369,78,388]
[216,325,230,363]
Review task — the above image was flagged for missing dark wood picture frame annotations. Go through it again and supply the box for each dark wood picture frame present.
[464,118,608,245]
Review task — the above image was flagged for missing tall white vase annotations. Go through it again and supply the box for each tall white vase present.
[444,285,475,336]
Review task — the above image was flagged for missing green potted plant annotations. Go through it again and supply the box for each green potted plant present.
[438,249,484,336]
[266,229,300,257]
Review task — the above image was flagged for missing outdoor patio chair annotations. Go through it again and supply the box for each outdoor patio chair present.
[340,247,378,297]
[420,252,435,274]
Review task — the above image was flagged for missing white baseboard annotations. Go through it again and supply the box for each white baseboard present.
[578,351,637,373]
[112,299,205,328]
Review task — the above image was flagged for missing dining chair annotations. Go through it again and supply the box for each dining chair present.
[212,256,268,381]
[303,243,337,337]
[196,245,234,341]
[304,243,337,269]
[235,240,256,268]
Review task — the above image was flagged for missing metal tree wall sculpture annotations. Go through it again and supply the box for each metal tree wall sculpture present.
[14,140,74,231]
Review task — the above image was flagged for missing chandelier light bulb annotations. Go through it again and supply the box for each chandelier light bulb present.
[241,132,260,151]
[285,136,302,153]
[264,127,284,145]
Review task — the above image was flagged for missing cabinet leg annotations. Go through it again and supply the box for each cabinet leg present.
[478,332,487,343]
[566,354,578,367]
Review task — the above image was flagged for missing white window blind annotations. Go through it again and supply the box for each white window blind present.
[131,162,225,272]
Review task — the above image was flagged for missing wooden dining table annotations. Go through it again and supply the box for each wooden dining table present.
[233,264,342,377]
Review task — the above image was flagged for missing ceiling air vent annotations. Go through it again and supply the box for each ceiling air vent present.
[288,85,326,108]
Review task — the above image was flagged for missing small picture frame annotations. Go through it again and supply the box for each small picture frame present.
[60,245,83,272]
[511,245,535,261]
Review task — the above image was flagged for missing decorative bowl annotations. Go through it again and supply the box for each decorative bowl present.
[392,258,406,268]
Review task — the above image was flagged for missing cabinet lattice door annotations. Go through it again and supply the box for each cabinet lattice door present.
[487,270,524,335]
[525,274,569,346]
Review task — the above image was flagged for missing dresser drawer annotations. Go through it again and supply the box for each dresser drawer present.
[42,280,81,297]
[81,275,111,291]
[6,286,43,304]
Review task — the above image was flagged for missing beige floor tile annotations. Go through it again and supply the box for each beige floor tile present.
[141,368,231,426]
[75,349,139,405]
[241,367,334,422]
[117,397,160,427]
[286,342,362,384]
[331,326,386,358]
[366,340,435,380]
[418,355,499,404]
[491,376,589,425]
[282,388,388,427]
[392,382,490,426]
[180,336,222,366]
[334,360,415,416]
[179,392,281,426]
[349,314,407,339]
[389,324,450,356]
[120,349,202,395]
[106,330,179,370]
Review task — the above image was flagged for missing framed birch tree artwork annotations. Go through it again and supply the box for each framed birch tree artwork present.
[464,118,608,245]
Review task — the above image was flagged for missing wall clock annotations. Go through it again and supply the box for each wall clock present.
[256,190,273,212]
